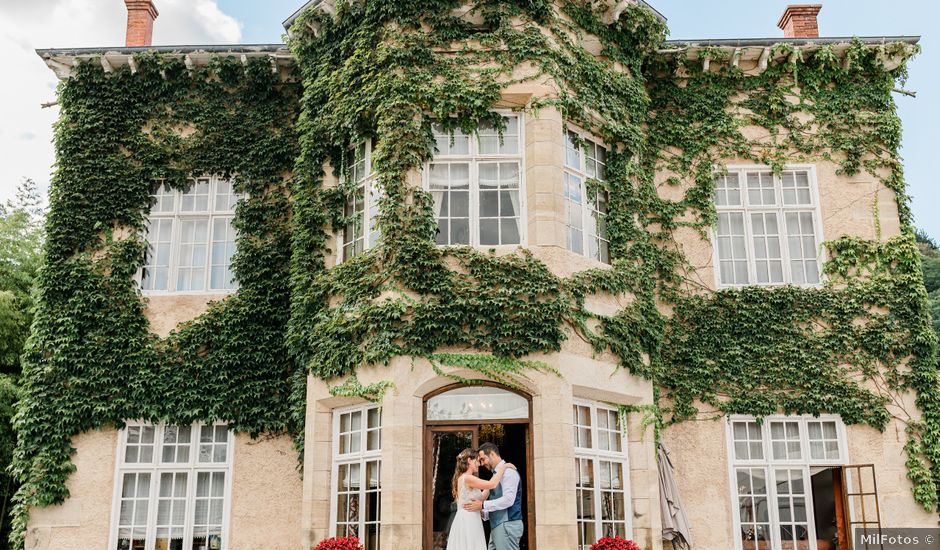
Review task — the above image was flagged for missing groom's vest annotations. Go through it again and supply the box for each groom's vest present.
[488,469,523,528]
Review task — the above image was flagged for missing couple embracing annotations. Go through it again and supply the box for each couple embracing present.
[448,442,524,550]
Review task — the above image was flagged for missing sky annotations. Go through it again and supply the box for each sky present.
[1,0,937,238]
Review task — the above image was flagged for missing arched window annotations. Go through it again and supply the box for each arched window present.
[426,385,529,421]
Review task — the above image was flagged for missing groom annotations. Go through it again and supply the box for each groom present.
[463,442,524,550]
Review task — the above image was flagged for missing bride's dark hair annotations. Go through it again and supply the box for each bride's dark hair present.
[452,448,475,499]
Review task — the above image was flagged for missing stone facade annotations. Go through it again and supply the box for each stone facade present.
[26,96,934,545]
[24,2,934,550]
[24,429,302,549]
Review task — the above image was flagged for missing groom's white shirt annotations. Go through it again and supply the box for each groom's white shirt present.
[483,460,520,517]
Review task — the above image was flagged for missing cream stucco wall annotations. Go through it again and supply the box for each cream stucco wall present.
[660,413,937,550]
[670,127,903,292]
[26,429,118,549]
[25,295,301,550]
[844,418,936,528]
[228,433,303,549]
[25,430,301,550]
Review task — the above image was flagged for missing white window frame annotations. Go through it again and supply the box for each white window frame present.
[423,111,527,247]
[140,176,242,295]
[336,140,381,264]
[563,127,610,264]
[725,414,849,550]
[573,399,633,548]
[329,403,383,547]
[108,422,235,550]
[711,164,826,289]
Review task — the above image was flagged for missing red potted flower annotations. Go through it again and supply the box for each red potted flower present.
[314,535,364,550]
[590,536,642,550]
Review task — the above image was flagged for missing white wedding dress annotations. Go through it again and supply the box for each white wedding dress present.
[446,475,487,550]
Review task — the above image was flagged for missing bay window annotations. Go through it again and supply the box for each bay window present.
[338,140,381,262]
[142,177,240,293]
[428,115,524,246]
[331,404,382,550]
[713,167,823,287]
[564,129,610,263]
[573,400,631,549]
[110,423,232,550]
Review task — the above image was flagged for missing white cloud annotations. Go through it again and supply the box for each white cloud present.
[0,0,243,206]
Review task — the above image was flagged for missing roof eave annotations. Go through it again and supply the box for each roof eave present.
[663,35,920,48]
[36,44,294,81]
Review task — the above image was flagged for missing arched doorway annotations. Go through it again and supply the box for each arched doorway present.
[423,383,535,550]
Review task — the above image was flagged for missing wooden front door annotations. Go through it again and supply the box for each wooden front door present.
[423,383,536,550]
[426,426,479,550]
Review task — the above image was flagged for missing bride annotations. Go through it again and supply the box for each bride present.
[447,448,516,550]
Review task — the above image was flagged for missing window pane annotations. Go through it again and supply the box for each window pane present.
[715,173,742,206]
[573,405,593,449]
[430,163,470,246]
[480,191,499,217]
[770,421,802,460]
[124,426,156,464]
[155,472,188,549]
[480,219,499,246]
[210,217,237,290]
[746,171,776,206]
[117,472,151,549]
[176,219,209,291]
[575,457,596,549]
[736,468,771,549]
[716,212,749,285]
[781,171,812,206]
[345,142,367,184]
[161,425,191,464]
[180,179,210,212]
[151,181,176,213]
[343,186,366,260]
[192,472,225,550]
[750,213,784,284]
[565,131,581,169]
[807,421,840,460]
[142,218,174,291]
[731,421,763,460]
[199,425,228,463]
[774,469,810,549]
[479,116,519,155]
[433,124,469,156]
[214,179,240,212]
[477,163,520,246]
[784,211,819,285]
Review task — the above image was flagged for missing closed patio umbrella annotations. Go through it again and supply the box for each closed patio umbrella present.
[659,443,693,549]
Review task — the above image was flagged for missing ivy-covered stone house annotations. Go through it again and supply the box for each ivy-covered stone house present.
[19,0,939,549]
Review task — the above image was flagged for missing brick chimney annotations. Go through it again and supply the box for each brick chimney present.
[777,4,822,38]
[125,0,159,47]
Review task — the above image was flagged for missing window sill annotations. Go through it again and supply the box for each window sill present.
[715,282,824,291]
[141,289,239,297]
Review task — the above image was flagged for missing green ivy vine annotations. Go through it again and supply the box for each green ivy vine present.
[9,56,300,547]
[10,0,939,546]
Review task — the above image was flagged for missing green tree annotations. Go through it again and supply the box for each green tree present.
[0,179,43,374]
[918,228,940,344]
[0,178,43,545]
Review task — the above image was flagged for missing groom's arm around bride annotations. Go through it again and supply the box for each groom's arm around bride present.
[464,443,525,550]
